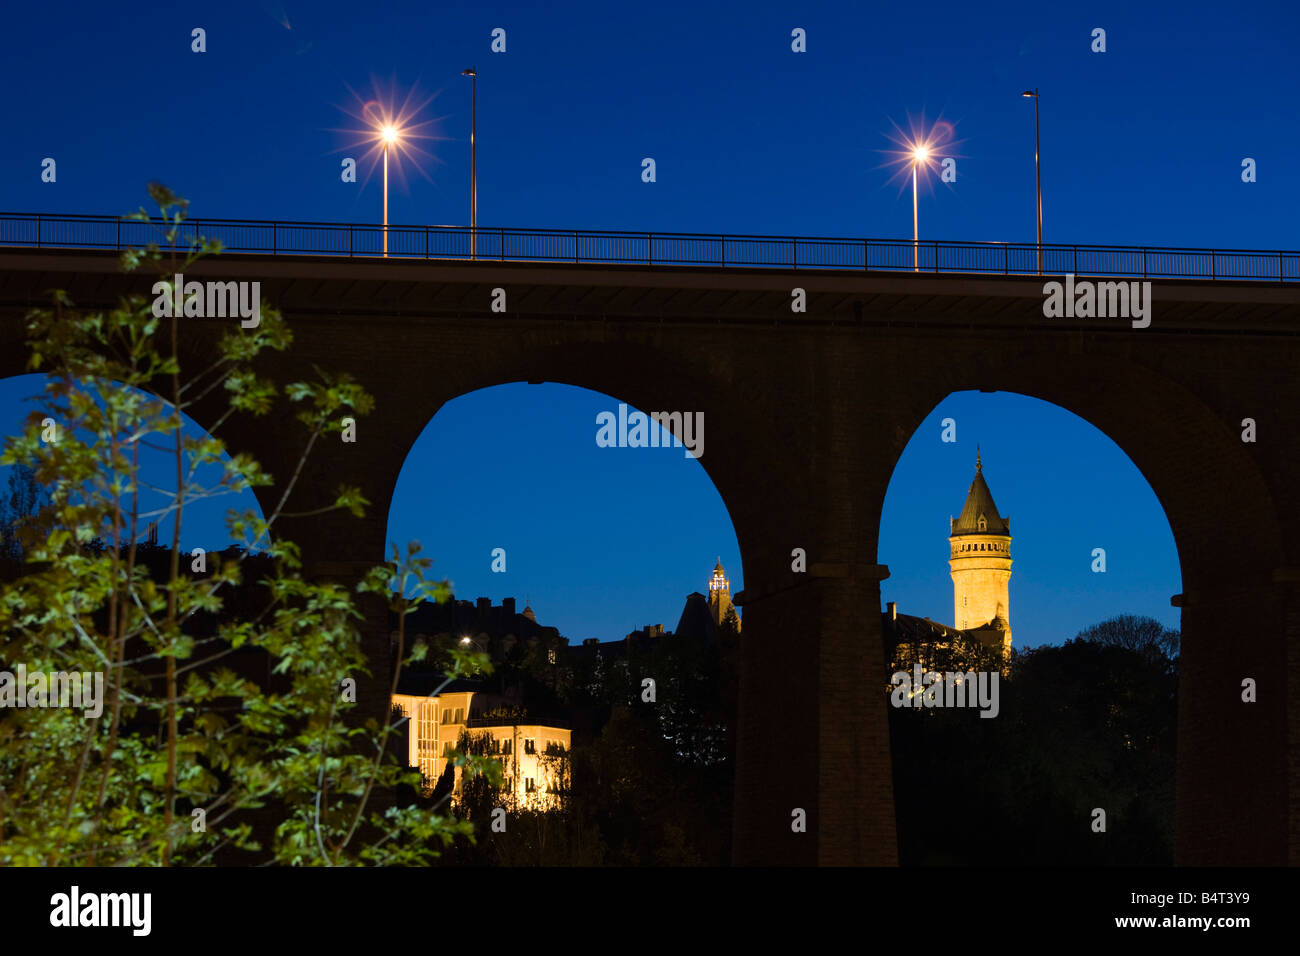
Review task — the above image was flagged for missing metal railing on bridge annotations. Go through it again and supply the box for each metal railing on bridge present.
[2,212,1297,282]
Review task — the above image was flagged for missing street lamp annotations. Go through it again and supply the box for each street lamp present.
[461,67,477,259]
[1022,89,1042,274]
[381,123,401,257]
[912,145,930,272]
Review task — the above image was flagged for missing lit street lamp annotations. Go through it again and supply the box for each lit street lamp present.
[912,145,930,272]
[381,123,400,257]
[1022,89,1042,274]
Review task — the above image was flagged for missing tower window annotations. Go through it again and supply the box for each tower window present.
[978,516,987,531]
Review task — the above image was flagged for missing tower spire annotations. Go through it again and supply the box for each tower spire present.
[976,445,982,472]
[708,557,736,630]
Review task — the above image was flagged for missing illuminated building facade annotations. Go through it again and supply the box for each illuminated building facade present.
[707,557,740,632]
[392,687,571,810]
[884,450,1014,675]
[947,449,1012,654]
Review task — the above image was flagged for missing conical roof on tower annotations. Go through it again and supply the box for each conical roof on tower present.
[950,448,1010,535]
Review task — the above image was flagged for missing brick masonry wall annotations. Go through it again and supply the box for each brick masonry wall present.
[1,253,1296,864]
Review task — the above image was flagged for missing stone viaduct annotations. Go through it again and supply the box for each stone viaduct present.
[1,244,1297,866]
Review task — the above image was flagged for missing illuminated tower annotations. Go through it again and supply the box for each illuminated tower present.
[707,557,735,629]
[948,448,1012,651]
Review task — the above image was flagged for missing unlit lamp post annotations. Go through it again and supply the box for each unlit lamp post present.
[461,67,477,259]
[1021,89,1042,274]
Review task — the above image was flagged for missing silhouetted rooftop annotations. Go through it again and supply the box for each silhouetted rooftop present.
[674,591,717,645]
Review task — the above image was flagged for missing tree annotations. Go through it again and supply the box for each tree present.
[0,462,53,568]
[0,185,497,866]
[1074,614,1180,665]
[889,633,1178,865]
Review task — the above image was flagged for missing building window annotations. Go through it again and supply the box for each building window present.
[547,648,557,664]
[441,709,451,724]
[524,738,536,755]
[525,777,536,793]
[419,704,435,754]
[502,739,512,755]
[453,708,464,723]
[978,515,987,531]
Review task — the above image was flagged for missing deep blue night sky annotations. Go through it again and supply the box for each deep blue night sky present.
[3,0,1293,645]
